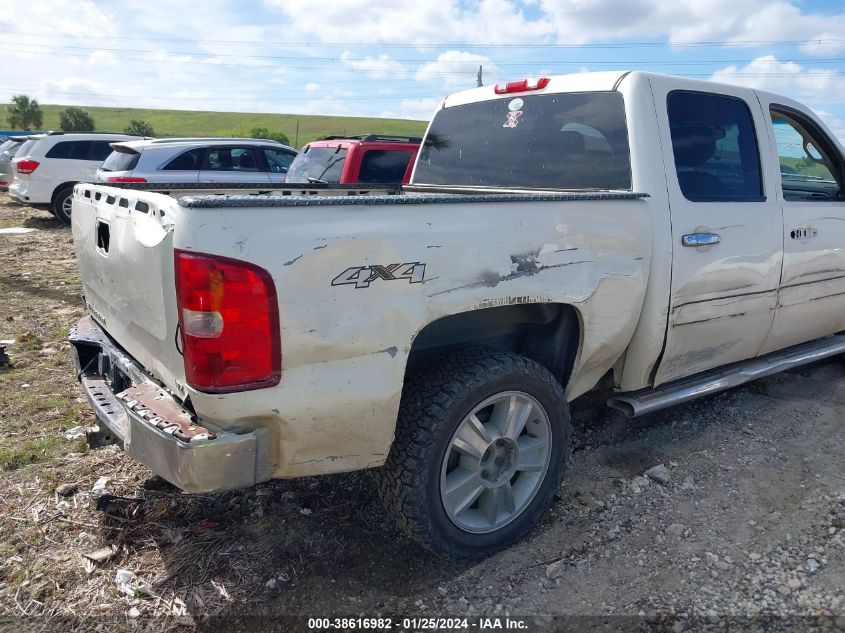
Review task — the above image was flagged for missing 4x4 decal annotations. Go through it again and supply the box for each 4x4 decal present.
[331,263,426,289]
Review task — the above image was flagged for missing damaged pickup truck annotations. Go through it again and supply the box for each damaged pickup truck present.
[69,71,845,559]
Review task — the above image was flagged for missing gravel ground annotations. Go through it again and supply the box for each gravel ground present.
[0,193,843,632]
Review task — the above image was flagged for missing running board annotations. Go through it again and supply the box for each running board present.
[607,335,845,418]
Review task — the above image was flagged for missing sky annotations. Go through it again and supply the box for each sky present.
[0,0,844,140]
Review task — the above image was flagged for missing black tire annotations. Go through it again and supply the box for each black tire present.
[377,347,571,559]
[52,186,75,225]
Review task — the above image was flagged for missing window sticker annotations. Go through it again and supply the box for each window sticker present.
[503,98,524,128]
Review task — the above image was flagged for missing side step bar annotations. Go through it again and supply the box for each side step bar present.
[607,334,845,418]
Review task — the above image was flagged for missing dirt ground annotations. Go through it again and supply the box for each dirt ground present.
[0,192,843,632]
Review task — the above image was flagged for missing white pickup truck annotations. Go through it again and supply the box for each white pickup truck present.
[69,71,845,559]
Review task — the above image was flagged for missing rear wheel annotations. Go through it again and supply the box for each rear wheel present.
[377,347,571,559]
[52,186,75,224]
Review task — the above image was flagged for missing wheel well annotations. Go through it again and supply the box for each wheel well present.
[52,182,79,202]
[406,304,581,388]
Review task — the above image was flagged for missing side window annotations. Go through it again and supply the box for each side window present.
[46,141,92,160]
[89,141,115,162]
[358,150,413,183]
[205,147,260,172]
[263,148,295,174]
[771,109,842,201]
[163,148,205,171]
[667,91,763,201]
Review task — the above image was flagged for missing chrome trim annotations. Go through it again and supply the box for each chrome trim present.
[608,334,845,418]
[682,232,721,247]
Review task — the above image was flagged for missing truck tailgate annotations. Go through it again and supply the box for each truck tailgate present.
[71,185,186,394]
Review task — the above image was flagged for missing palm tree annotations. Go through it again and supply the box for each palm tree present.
[6,95,44,130]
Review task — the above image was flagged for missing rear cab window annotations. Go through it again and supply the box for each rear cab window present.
[667,91,763,202]
[413,92,631,189]
[286,145,348,183]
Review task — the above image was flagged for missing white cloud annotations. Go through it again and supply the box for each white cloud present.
[711,55,841,101]
[305,83,320,94]
[538,0,845,51]
[266,0,553,45]
[710,56,845,143]
[415,51,496,87]
[394,97,443,121]
[340,52,405,78]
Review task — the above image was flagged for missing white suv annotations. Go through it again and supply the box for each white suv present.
[9,132,142,223]
[96,138,298,185]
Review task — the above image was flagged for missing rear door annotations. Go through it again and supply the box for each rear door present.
[198,145,271,183]
[649,77,784,385]
[756,97,845,353]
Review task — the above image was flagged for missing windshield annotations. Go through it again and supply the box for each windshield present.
[413,91,631,190]
[285,146,348,183]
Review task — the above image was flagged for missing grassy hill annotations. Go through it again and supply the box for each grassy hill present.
[0,103,427,149]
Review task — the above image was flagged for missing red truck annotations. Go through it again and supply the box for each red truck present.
[284,134,421,184]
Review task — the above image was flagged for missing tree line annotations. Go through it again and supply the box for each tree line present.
[5,94,290,145]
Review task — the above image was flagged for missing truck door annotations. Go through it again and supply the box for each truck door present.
[756,98,845,354]
[648,78,784,385]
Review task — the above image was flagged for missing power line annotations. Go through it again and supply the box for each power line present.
[1,30,844,49]
[3,40,845,66]
[1,45,844,76]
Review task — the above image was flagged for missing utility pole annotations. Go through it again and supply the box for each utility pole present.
[477,65,483,87]
[295,119,300,148]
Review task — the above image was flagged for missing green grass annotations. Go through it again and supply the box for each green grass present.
[0,103,427,149]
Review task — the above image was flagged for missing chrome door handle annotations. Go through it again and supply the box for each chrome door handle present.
[682,232,721,247]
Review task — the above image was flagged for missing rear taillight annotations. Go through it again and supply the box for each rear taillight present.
[15,159,40,175]
[174,250,281,393]
[106,176,147,183]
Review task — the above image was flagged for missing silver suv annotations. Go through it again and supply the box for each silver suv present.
[96,138,298,184]
[0,136,30,190]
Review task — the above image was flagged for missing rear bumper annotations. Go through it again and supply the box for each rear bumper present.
[8,180,26,202]
[69,315,271,493]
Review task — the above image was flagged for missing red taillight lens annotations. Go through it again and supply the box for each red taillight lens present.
[493,77,551,94]
[106,176,147,183]
[174,250,281,393]
[15,159,40,174]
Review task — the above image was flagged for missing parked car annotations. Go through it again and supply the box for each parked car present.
[0,136,32,190]
[96,138,298,186]
[9,132,141,223]
[69,71,845,559]
[285,134,421,184]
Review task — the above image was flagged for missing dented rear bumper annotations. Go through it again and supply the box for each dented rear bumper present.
[69,315,271,493]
